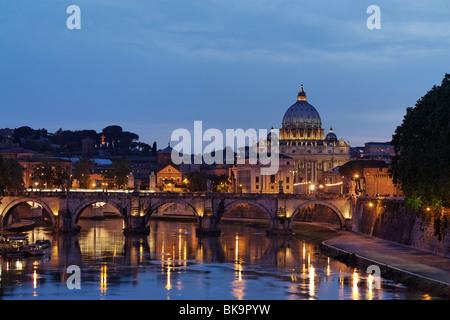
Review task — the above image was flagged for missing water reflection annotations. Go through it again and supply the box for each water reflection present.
[0,219,432,300]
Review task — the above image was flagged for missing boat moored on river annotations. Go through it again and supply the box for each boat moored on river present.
[2,236,29,257]
[27,239,52,256]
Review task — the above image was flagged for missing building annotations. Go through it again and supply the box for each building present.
[230,151,295,194]
[229,85,351,194]
[0,148,41,188]
[365,142,395,155]
[364,167,403,197]
[81,137,96,156]
[126,155,157,189]
[0,148,72,188]
[350,146,365,159]
[363,142,395,162]
[351,142,395,162]
[0,128,14,140]
[156,164,183,191]
[157,143,175,170]
[278,85,351,186]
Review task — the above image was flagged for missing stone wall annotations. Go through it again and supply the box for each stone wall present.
[363,167,403,197]
[353,198,450,258]
[223,203,267,219]
[293,204,342,228]
[152,203,196,217]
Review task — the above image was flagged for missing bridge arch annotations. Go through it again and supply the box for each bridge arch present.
[144,199,200,225]
[0,198,57,227]
[220,199,273,222]
[289,200,345,228]
[72,199,126,225]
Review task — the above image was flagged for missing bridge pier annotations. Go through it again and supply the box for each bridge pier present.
[123,216,150,235]
[51,209,81,234]
[196,215,221,236]
[266,216,293,236]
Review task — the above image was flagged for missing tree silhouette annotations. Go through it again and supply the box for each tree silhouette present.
[0,156,24,195]
[391,74,450,208]
[104,158,132,189]
[73,158,94,189]
[31,156,70,189]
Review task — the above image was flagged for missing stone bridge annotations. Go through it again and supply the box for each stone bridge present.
[0,191,355,236]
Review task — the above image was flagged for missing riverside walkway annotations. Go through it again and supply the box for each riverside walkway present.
[322,231,450,297]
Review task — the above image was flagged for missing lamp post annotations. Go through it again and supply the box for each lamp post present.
[354,174,359,195]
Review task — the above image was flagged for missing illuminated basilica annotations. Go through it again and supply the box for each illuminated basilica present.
[231,84,351,194]
[278,85,351,184]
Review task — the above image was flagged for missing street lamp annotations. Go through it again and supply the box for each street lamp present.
[354,174,360,195]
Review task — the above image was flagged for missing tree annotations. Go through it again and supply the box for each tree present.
[152,141,157,156]
[0,156,24,195]
[117,131,139,154]
[73,158,94,189]
[390,74,450,209]
[183,172,229,192]
[209,174,230,193]
[102,125,123,153]
[184,172,209,192]
[32,158,55,188]
[136,142,151,154]
[31,156,70,189]
[53,163,71,189]
[13,126,35,142]
[104,158,132,189]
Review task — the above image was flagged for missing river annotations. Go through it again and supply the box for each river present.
[0,218,431,300]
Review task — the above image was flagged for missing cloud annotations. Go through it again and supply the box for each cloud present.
[81,0,449,70]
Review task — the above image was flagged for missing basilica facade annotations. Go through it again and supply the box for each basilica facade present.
[230,84,351,194]
[278,84,351,185]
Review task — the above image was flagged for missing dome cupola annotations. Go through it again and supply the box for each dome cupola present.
[282,84,322,129]
[325,127,338,144]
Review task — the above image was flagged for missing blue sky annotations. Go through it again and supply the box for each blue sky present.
[1,0,449,148]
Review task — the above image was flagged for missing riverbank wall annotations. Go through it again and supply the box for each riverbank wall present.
[353,197,450,258]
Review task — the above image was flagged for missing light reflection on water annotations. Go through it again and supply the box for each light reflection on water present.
[0,219,430,300]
